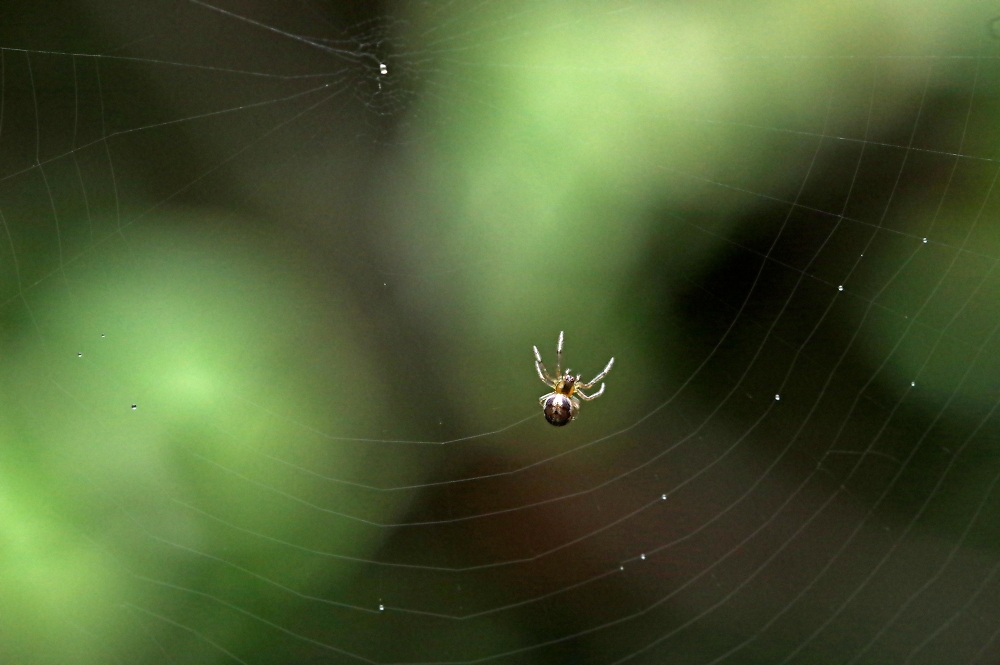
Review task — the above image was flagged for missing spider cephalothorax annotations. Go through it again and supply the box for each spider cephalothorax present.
[533,331,614,426]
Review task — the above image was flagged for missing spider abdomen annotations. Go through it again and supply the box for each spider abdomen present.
[543,394,575,426]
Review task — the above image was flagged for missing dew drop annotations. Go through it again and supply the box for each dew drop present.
[775,394,781,401]
[838,285,843,291]
[101,333,105,338]
[661,493,667,500]
[640,553,646,560]
[379,63,388,75]
[620,565,624,571]
[378,603,384,611]
[910,381,916,387]
[923,238,928,243]
[131,404,137,410]
[77,352,82,357]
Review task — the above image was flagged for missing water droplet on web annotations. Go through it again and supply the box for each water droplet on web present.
[101,333,105,338]
[77,352,82,357]
[619,565,624,571]
[640,553,646,560]
[923,238,928,243]
[838,285,843,291]
[380,63,388,75]
[378,603,384,611]
[911,381,916,387]
[775,394,780,401]
[661,493,667,500]
[131,404,137,410]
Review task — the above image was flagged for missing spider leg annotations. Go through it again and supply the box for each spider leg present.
[579,357,614,389]
[556,331,564,376]
[576,383,604,400]
[570,397,580,419]
[534,346,556,385]
[538,391,556,406]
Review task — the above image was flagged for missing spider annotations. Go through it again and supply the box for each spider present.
[533,331,614,426]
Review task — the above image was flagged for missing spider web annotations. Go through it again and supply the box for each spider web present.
[2,1,1000,664]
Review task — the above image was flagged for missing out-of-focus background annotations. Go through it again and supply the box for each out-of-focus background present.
[2,1,1000,663]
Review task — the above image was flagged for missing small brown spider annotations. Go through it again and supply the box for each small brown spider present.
[533,331,614,426]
